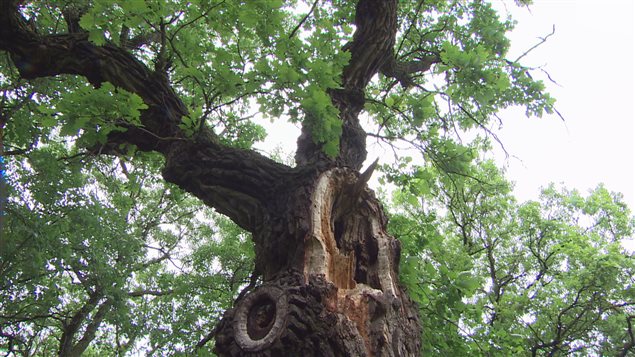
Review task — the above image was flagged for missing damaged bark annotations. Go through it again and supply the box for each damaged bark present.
[0,0,429,355]
[215,167,421,356]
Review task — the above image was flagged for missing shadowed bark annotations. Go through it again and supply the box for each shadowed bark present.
[0,0,426,355]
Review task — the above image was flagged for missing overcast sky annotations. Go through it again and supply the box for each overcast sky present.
[492,0,635,210]
[257,0,635,210]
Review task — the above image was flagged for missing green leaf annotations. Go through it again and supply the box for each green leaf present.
[39,115,58,128]
[87,29,106,46]
[79,13,96,30]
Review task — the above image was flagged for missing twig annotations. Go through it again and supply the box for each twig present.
[289,0,319,39]
[514,24,556,63]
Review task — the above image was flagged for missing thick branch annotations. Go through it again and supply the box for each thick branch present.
[380,54,441,88]
[61,4,86,34]
[0,1,293,232]
[619,315,635,357]
[296,0,398,170]
[162,140,293,231]
[342,0,398,90]
[70,300,113,357]
[0,1,185,151]
[58,289,104,357]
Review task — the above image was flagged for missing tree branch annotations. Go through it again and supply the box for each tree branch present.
[342,0,398,90]
[514,24,556,63]
[0,1,186,151]
[70,300,113,356]
[296,0,399,170]
[619,315,635,357]
[0,0,294,232]
[128,289,174,297]
[58,288,104,356]
[380,54,440,88]
[289,0,320,39]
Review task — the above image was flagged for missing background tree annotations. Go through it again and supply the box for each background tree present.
[1,143,254,355]
[388,160,635,356]
[0,0,565,355]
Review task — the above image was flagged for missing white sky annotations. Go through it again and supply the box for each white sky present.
[257,0,635,210]
[492,0,635,210]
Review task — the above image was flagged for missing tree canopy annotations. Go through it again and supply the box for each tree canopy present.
[388,161,635,355]
[0,0,633,356]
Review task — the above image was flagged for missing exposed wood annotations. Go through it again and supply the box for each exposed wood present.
[216,168,420,356]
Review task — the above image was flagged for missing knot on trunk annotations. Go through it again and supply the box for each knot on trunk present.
[214,273,367,357]
[233,286,288,352]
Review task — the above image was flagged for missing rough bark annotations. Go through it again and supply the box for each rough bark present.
[214,167,421,356]
[0,0,425,355]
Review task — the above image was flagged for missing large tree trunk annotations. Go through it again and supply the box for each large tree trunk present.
[161,144,422,355]
[211,167,421,356]
[0,0,426,355]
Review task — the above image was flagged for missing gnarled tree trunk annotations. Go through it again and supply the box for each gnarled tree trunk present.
[211,167,421,356]
[0,0,430,355]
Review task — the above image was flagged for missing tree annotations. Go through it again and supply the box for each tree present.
[0,0,557,355]
[1,144,254,355]
[388,160,635,355]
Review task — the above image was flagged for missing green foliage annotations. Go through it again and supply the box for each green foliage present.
[1,145,253,355]
[11,0,556,159]
[300,85,342,156]
[366,0,557,174]
[54,82,148,145]
[388,160,635,355]
[0,0,598,355]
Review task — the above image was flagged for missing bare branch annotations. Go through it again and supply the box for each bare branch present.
[514,24,556,63]
[128,289,174,297]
